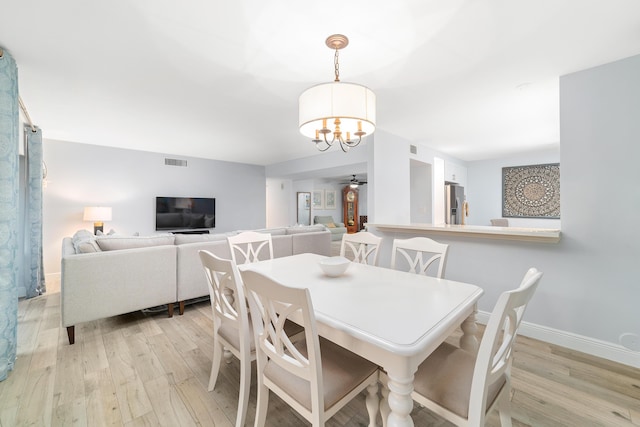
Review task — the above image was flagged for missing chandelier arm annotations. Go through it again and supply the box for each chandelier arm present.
[345,135,362,148]
[323,131,337,146]
[315,139,333,152]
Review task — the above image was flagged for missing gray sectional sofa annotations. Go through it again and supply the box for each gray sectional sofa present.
[314,215,348,241]
[61,225,330,344]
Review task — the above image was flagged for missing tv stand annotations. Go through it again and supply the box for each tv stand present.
[172,230,210,235]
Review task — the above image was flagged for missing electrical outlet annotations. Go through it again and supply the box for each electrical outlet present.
[619,333,640,351]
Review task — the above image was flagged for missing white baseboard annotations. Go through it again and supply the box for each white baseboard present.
[476,311,640,369]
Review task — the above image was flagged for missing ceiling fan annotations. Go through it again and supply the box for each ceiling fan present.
[341,174,368,187]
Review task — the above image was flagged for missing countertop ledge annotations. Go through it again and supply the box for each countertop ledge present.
[367,223,561,243]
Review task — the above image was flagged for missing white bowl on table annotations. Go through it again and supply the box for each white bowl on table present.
[318,256,351,277]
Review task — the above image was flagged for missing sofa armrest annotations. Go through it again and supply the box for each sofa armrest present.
[61,245,177,328]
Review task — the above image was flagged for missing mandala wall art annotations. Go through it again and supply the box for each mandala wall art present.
[502,163,560,218]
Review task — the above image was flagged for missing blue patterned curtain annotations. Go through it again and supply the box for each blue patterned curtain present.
[24,125,45,297]
[0,48,19,382]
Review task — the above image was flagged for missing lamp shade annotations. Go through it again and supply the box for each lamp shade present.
[299,81,376,139]
[83,206,112,222]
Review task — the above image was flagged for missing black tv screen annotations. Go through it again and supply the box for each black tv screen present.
[156,197,215,231]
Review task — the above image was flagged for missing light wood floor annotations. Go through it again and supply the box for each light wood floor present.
[1,290,639,427]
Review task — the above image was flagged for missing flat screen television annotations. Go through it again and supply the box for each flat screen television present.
[155,197,215,231]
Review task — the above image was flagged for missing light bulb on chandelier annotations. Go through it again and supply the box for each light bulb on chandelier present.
[298,34,376,152]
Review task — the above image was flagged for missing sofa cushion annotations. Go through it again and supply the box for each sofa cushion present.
[96,234,176,251]
[174,232,236,245]
[286,225,326,234]
[314,215,337,225]
[250,228,288,236]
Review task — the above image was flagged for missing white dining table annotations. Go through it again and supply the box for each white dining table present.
[238,253,484,427]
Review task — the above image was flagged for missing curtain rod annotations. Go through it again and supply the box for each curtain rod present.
[19,96,37,133]
[0,48,36,132]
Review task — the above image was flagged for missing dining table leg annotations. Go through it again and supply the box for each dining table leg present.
[385,372,415,427]
[459,303,479,354]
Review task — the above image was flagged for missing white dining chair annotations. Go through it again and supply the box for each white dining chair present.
[241,269,380,427]
[227,231,274,264]
[380,267,543,427]
[390,237,449,278]
[340,231,382,266]
[198,250,255,427]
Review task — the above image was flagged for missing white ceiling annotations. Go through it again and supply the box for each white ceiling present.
[2,0,640,166]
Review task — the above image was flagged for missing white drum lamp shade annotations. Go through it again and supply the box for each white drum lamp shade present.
[299,81,376,139]
[83,206,112,234]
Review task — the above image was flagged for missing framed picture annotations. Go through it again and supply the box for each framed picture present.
[312,190,324,209]
[324,190,337,209]
[502,163,560,218]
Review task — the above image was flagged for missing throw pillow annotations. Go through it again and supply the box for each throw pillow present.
[96,234,176,251]
[72,229,96,253]
[77,240,102,253]
[326,222,336,228]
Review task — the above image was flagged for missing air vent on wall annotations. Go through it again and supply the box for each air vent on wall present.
[410,144,417,154]
[165,158,188,167]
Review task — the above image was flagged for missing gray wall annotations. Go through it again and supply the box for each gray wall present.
[559,53,640,349]
[371,54,640,366]
[43,139,266,274]
[466,148,561,228]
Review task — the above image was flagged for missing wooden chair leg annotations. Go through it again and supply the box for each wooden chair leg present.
[365,379,380,427]
[66,326,75,345]
[168,302,174,318]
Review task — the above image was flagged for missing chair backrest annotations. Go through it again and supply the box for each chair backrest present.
[227,231,274,264]
[468,268,542,424]
[198,250,251,351]
[241,270,325,416]
[340,232,382,265]
[490,218,509,227]
[390,237,449,278]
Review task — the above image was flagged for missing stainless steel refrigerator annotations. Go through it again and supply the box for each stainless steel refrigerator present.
[445,184,465,224]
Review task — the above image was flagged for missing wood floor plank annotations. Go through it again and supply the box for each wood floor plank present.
[53,335,86,408]
[124,410,160,427]
[123,332,166,384]
[174,376,233,427]
[512,369,636,425]
[14,365,56,427]
[143,374,196,427]
[52,398,88,427]
[509,388,600,427]
[3,292,640,426]
[30,327,59,372]
[513,348,640,413]
[84,367,122,426]
[145,332,195,384]
[81,333,110,375]
[154,313,198,355]
[103,330,153,423]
